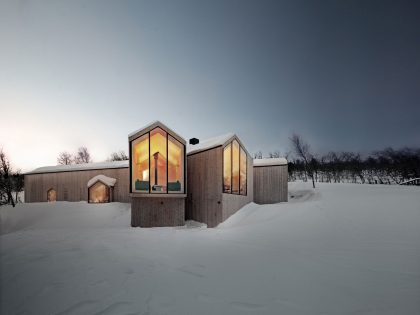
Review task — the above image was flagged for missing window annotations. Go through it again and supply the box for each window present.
[89,181,110,203]
[168,135,184,193]
[240,147,247,195]
[47,188,56,202]
[223,138,247,195]
[130,127,185,194]
[150,128,167,193]
[132,133,149,192]
[223,144,232,193]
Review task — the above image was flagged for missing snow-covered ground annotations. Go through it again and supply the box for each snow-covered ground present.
[1,183,419,315]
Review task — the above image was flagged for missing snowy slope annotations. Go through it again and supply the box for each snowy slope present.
[1,183,419,315]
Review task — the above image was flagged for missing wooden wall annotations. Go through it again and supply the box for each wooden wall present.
[253,165,288,204]
[187,146,253,228]
[24,168,130,203]
[222,155,253,221]
[131,196,185,227]
[186,147,223,228]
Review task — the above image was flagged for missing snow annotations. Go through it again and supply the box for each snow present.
[128,120,184,142]
[1,183,420,314]
[253,157,288,166]
[187,133,235,155]
[87,175,117,188]
[128,120,160,137]
[26,160,129,174]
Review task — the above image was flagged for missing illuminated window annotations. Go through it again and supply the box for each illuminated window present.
[150,128,167,193]
[223,144,232,193]
[168,135,184,193]
[223,138,247,195]
[89,181,110,203]
[130,127,185,194]
[240,147,247,195]
[132,133,149,192]
[232,140,240,194]
[47,188,56,202]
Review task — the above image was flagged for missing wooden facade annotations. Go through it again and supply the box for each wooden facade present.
[253,164,288,204]
[186,135,253,228]
[131,196,185,227]
[24,121,288,228]
[24,167,129,203]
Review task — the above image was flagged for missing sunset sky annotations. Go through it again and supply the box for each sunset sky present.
[1,0,419,171]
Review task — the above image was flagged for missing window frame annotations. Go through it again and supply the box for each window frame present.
[130,127,186,195]
[223,138,247,196]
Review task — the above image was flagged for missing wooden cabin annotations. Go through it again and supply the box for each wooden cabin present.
[186,134,253,228]
[253,158,288,204]
[128,121,186,227]
[24,120,289,228]
[24,161,130,203]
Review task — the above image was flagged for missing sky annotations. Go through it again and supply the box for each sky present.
[0,0,419,171]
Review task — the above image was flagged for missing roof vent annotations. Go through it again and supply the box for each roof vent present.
[189,138,199,145]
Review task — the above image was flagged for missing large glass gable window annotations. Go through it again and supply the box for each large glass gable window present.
[131,127,185,194]
[223,139,247,195]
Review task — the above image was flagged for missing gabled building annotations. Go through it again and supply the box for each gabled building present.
[186,133,253,227]
[128,121,186,227]
[24,120,288,228]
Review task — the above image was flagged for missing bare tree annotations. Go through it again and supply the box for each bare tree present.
[13,170,24,203]
[254,151,263,159]
[108,151,128,161]
[290,134,315,188]
[0,149,15,207]
[57,151,73,165]
[268,151,280,158]
[74,146,91,164]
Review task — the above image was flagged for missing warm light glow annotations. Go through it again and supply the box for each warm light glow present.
[168,135,184,193]
[132,133,149,192]
[223,139,247,195]
[223,143,232,193]
[89,181,110,203]
[47,188,56,202]
[150,128,167,193]
[232,140,240,194]
[131,126,185,194]
[240,147,247,195]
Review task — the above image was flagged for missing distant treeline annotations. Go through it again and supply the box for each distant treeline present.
[288,147,420,184]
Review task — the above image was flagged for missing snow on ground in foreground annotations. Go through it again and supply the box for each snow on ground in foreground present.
[1,183,419,315]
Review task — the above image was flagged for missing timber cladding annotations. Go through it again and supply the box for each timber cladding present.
[186,144,253,228]
[24,168,130,203]
[131,197,185,227]
[253,164,288,204]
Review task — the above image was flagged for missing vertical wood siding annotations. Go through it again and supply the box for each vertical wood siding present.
[24,168,130,203]
[131,197,185,227]
[253,165,288,204]
[186,147,223,228]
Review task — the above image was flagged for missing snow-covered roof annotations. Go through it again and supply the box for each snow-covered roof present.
[87,175,117,188]
[26,160,129,175]
[187,133,235,155]
[128,120,160,138]
[253,158,288,167]
[128,120,186,144]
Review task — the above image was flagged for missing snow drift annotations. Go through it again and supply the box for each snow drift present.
[1,182,419,315]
